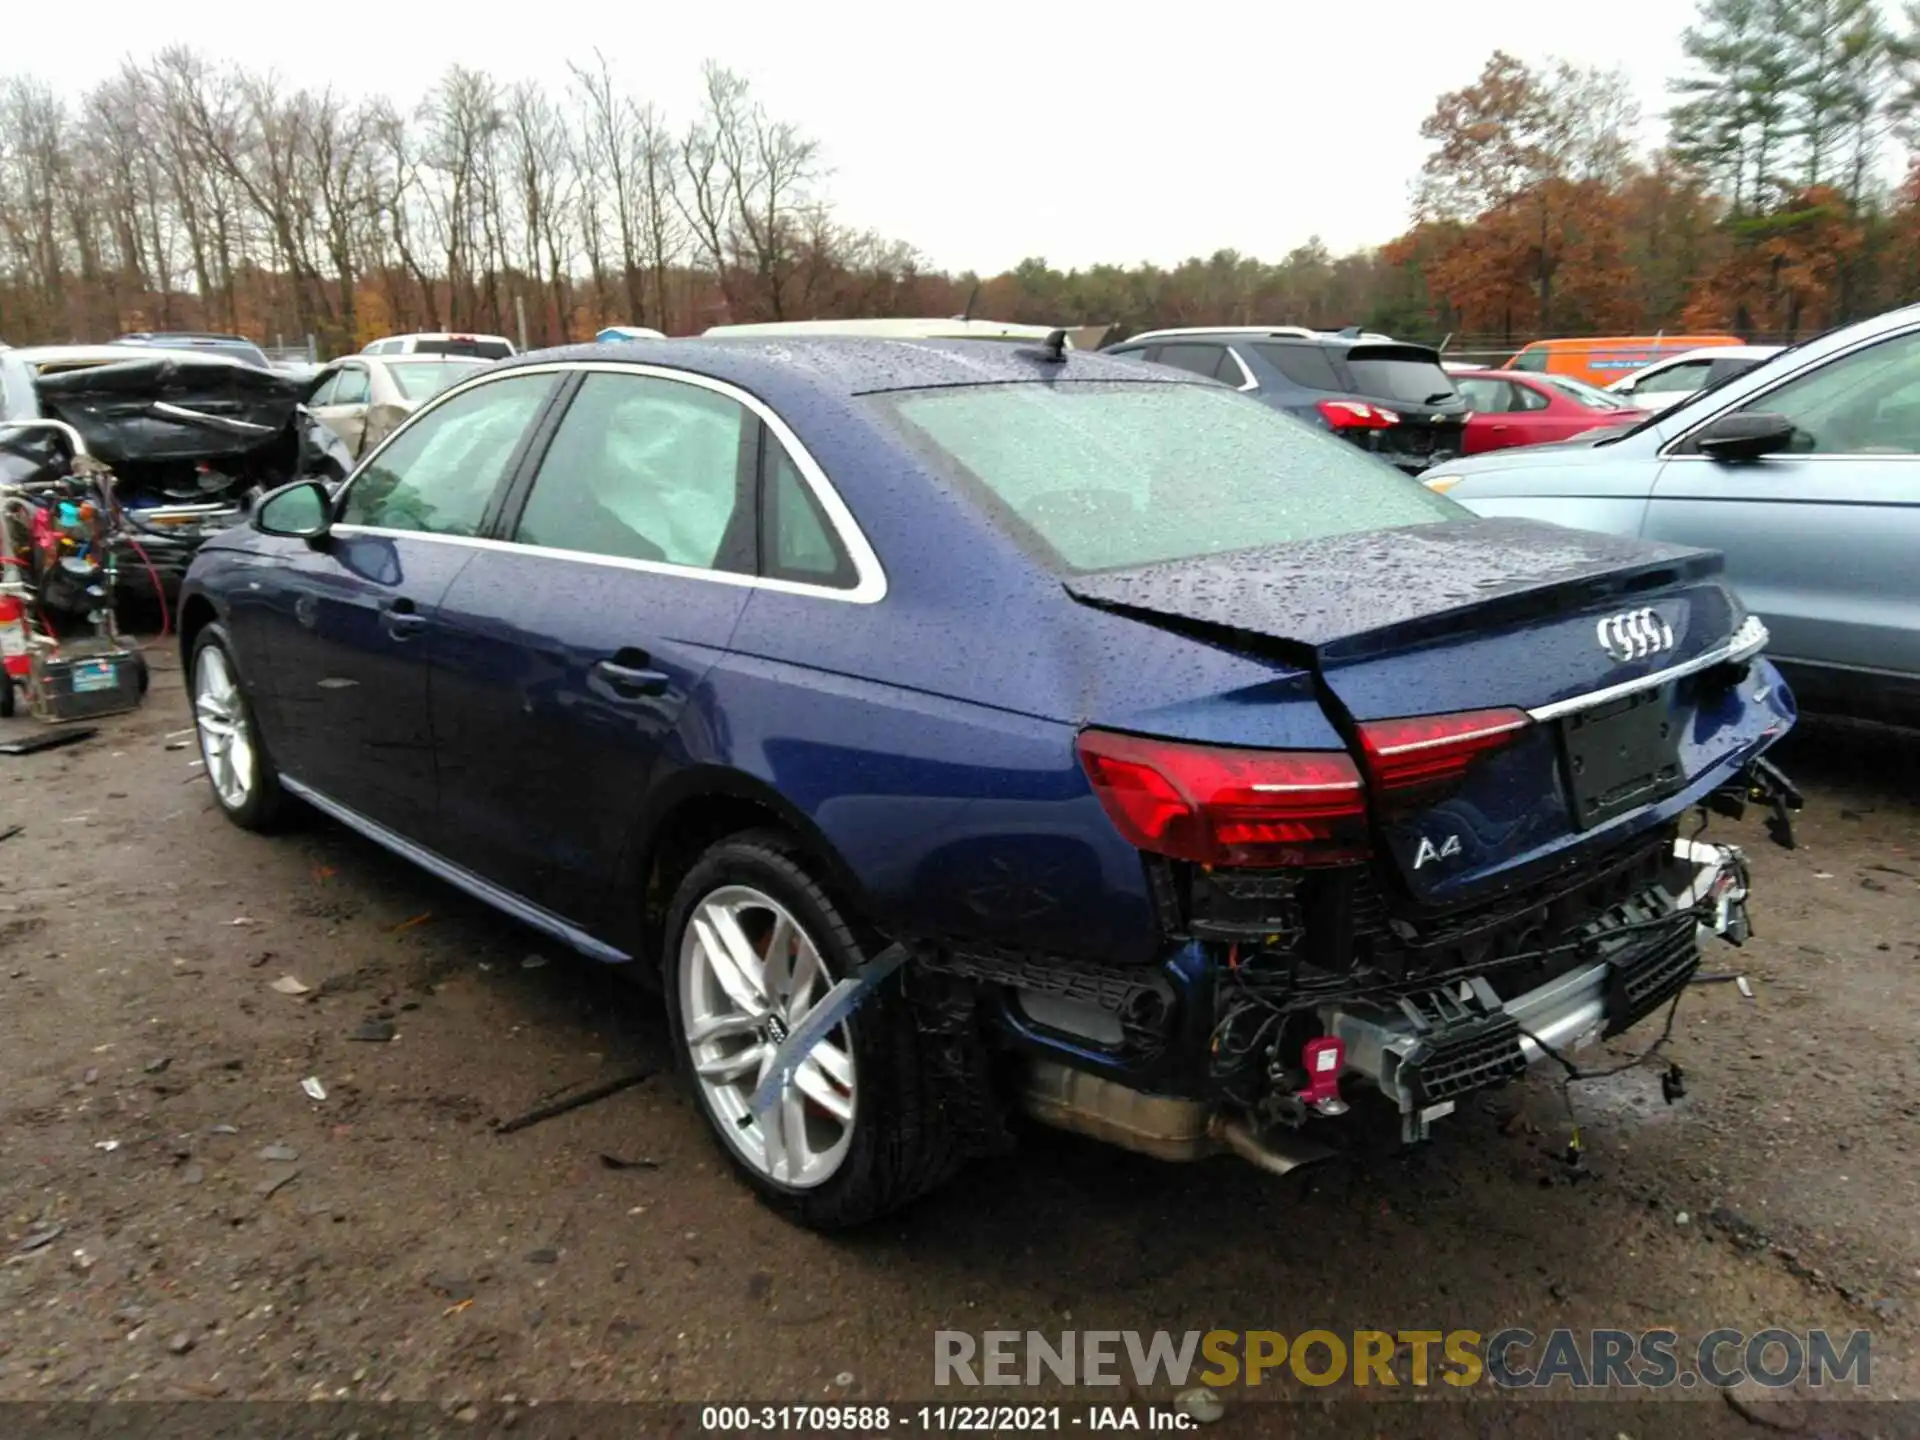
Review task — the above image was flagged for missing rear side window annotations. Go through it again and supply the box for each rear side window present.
[515,372,752,570]
[1253,343,1341,391]
[1341,348,1458,405]
[332,367,371,406]
[762,441,855,587]
[340,374,553,534]
[1636,359,1711,394]
[870,381,1462,573]
[1151,344,1226,379]
[1456,377,1512,413]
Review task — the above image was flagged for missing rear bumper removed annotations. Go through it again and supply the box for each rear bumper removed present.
[1326,837,1747,1140]
[1005,836,1750,1172]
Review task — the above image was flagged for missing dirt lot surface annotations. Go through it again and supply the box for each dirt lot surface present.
[1,647,1916,1433]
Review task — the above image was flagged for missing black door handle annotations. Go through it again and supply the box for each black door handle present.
[381,598,427,639]
[593,648,670,698]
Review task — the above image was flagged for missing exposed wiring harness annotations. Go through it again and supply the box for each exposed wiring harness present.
[117,531,171,639]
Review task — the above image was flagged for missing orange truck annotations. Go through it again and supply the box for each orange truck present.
[1502,335,1745,388]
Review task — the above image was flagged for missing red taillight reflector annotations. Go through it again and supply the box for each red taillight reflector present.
[1317,399,1401,430]
[1357,706,1531,799]
[1076,729,1367,868]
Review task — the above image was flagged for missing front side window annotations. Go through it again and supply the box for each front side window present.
[1508,347,1549,372]
[870,380,1463,573]
[515,372,751,569]
[339,373,553,534]
[308,372,340,407]
[1736,330,1920,454]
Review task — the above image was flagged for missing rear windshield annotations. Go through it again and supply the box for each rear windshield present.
[121,337,271,369]
[1543,374,1632,409]
[1341,348,1458,405]
[868,381,1464,573]
[388,359,486,399]
[412,338,514,359]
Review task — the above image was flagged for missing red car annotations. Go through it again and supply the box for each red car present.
[1452,368,1642,455]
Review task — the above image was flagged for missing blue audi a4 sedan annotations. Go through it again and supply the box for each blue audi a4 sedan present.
[178,338,1795,1227]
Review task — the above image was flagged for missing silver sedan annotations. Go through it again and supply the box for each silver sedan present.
[305,355,489,458]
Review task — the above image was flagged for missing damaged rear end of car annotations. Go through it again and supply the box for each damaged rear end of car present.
[859,372,1797,1179]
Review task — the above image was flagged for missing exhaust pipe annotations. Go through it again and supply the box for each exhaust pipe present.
[1207,1114,1335,1175]
[1019,1060,1335,1174]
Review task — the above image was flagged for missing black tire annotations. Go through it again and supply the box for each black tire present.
[661,830,961,1228]
[0,672,13,719]
[189,622,290,832]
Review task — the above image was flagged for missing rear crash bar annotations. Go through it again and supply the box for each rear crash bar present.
[1324,838,1747,1141]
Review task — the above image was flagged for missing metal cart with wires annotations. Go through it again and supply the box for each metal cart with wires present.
[0,419,149,722]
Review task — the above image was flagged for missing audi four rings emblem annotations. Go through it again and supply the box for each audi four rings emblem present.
[1595,607,1676,663]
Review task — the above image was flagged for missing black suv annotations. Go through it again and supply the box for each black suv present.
[1104,328,1467,474]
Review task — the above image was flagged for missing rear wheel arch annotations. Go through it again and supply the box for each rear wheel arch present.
[626,767,874,969]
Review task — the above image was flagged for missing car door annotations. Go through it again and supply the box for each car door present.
[1645,326,1920,685]
[255,371,559,839]
[1480,379,1553,451]
[311,361,373,456]
[428,367,758,928]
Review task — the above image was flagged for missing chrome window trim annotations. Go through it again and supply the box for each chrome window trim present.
[1525,616,1769,722]
[1659,321,1920,460]
[1221,345,1259,392]
[331,359,888,605]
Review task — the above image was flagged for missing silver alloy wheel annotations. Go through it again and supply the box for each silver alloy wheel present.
[679,884,857,1188]
[194,646,255,811]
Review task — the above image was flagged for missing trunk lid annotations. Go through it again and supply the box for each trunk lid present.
[1066,516,1772,905]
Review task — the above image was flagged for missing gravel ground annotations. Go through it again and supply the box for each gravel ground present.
[0,648,1915,1432]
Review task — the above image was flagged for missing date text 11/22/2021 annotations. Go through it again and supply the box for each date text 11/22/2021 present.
[700,1405,1197,1431]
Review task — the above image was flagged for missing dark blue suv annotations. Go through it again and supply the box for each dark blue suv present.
[178,338,1789,1227]
[1105,327,1469,474]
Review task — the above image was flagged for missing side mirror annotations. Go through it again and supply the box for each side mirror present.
[253,479,333,543]
[1696,410,1796,461]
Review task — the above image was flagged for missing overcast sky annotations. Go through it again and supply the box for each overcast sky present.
[13,0,1692,273]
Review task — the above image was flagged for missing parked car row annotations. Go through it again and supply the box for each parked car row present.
[1102,327,1469,475]
[1425,305,1920,729]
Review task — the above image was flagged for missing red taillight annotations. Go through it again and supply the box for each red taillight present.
[1356,706,1531,805]
[1076,729,1368,868]
[1317,399,1401,430]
